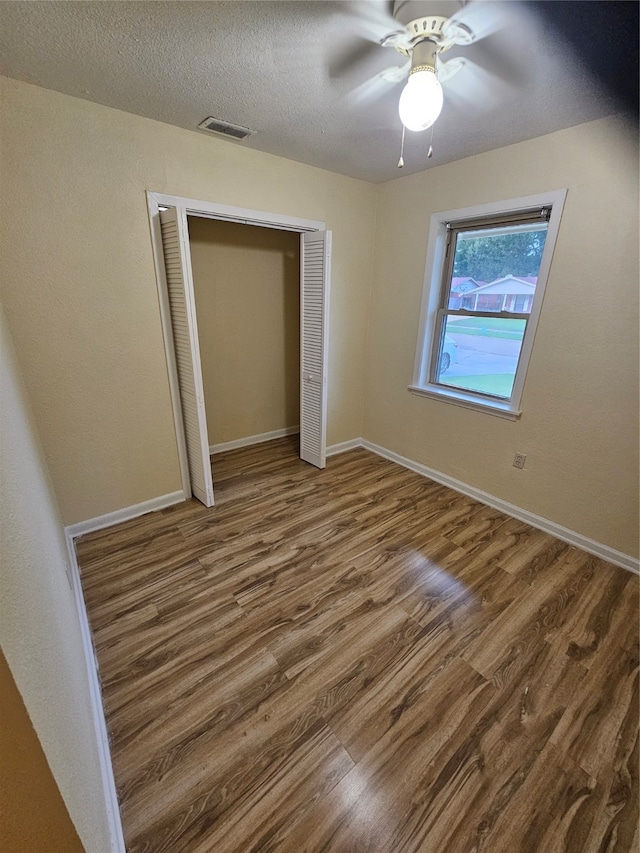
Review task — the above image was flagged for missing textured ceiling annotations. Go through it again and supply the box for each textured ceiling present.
[0,1,630,183]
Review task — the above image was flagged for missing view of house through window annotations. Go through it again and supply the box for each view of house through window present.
[434,217,549,400]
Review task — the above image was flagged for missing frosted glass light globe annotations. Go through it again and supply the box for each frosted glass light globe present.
[398,69,444,132]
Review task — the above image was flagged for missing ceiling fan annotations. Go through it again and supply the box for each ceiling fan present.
[382,1,477,131]
[334,0,511,164]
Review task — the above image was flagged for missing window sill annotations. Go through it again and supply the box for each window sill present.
[408,384,522,420]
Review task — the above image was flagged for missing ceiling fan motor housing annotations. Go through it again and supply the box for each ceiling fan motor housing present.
[384,2,476,55]
[392,0,457,25]
[385,15,448,56]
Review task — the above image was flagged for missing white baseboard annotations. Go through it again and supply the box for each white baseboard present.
[326,438,362,457]
[63,488,186,849]
[64,441,639,575]
[360,439,639,575]
[64,532,126,852]
[209,426,300,456]
[65,490,186,541]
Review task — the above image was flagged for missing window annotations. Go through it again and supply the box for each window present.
[410,190,566,419]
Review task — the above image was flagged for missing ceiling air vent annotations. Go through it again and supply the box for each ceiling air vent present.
[197,116,256,140]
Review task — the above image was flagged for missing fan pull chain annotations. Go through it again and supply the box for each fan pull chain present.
[397,124,406,168]
[427,122,435,159]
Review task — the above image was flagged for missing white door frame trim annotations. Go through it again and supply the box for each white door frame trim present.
[146,191,326,499]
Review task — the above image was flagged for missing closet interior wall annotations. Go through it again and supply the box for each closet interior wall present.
[187,217,301,449]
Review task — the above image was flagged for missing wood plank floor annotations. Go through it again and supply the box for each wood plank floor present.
[76,437,639,852]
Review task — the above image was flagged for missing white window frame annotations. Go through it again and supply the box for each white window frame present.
[409,189,567,420]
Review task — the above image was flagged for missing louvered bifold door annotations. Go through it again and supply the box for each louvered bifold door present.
[300,230,332,468]
[159,207,214,507]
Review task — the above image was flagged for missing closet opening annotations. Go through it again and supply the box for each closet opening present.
[147,192,331,508]
[187,215,301,462]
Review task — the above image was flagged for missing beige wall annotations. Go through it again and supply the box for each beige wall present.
[0,76,376,524]
[0,75,637,557]
[0,307,113,852]
[188,218,300,445]
[363,117,639,557]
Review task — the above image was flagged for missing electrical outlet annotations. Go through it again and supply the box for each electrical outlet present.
[513,453,526,469]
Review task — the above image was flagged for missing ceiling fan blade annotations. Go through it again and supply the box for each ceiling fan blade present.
[344,0,399,44]
[441,57,516,111]
[348,60,411,103]
[327,0,404,85]
[463,30,530,90]
[437,56,466,85]
[329,38,388,82]
[442,0,512,44]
